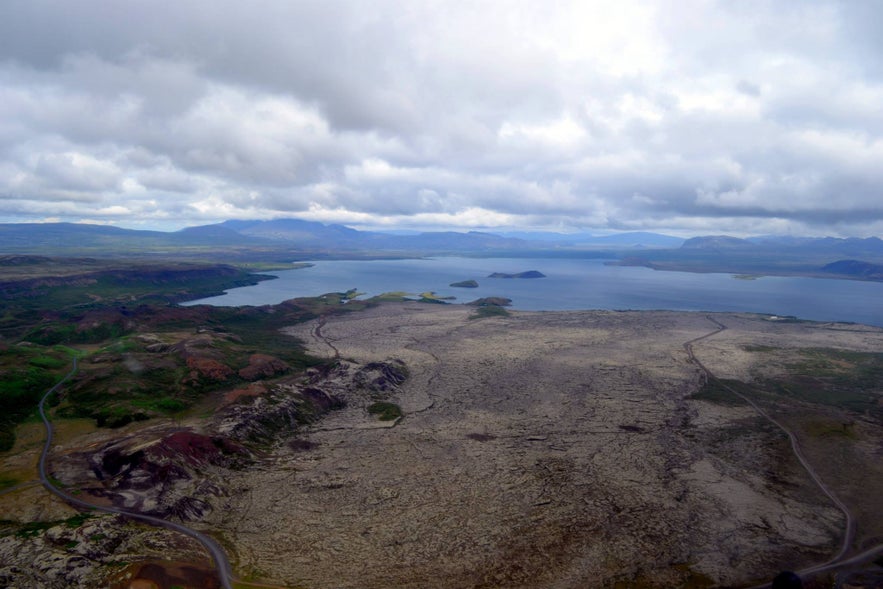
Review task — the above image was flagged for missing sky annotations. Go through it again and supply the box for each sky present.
[1,0,882,237]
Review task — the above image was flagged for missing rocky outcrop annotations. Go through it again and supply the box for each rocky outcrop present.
[0,514,210,588]
[71,431,250,520]
[217,378,343,443]
[353,360,408,392]
[450,279,479,288]
[217,359,408,443]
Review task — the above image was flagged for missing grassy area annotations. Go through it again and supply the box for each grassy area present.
[0,261,355,437]
[764,348,883,417]
[368,291,409,302]
[692,347,883,422]
[470,305,510,319]
[0,344,73,451]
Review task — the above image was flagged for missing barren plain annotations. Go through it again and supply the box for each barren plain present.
[4,302,883,588]
[204,303,883,588]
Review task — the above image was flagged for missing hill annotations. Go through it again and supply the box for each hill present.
[614,234,883,281]
[821,259,883,280]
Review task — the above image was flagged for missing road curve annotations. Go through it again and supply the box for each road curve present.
[683,317,875,588]
[37,356,235,589]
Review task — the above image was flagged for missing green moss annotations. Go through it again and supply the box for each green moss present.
[93,406,150,428]
[0,474,20,490]
[367,402,403,421]
[741,344,776,352]
[15,521,54,538]
[802,419,857,439]
[689,379,749,406]
[63,513,92,528]
[28,355,67,369]
[469,305,510,319]
[7,513,92,539]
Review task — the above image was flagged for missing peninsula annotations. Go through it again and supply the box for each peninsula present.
[487,270,546,278]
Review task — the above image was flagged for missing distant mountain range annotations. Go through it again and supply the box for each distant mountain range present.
[0,218,684,255]
[2,220,882,282]
[682,234,883,258]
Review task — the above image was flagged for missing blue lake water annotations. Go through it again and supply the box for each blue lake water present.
[184,257,883,327]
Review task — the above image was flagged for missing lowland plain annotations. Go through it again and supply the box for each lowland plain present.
[205,303,883,588]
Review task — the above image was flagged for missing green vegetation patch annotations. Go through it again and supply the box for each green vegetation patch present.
[14,521,55,538]
[368,291,409,302]
[0,345,72,451]
[802,419,857,439]
[367,401,403,421]
[765,348,883,416]
[2,513,94,539]
[689,378,750,406]
[51,300,330,429]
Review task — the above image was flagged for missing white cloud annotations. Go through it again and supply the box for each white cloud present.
[0,0,881,236]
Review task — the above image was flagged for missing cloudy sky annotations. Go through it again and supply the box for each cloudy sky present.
[1,1,882,236]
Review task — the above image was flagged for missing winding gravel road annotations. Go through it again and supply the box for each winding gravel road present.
[685,317,883,586]
[37,356,235,589]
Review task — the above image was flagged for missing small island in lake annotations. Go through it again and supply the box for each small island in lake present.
[488,270,546,279]
[450,279,479,288]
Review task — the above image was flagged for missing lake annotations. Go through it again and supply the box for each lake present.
[184,257,883,327]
